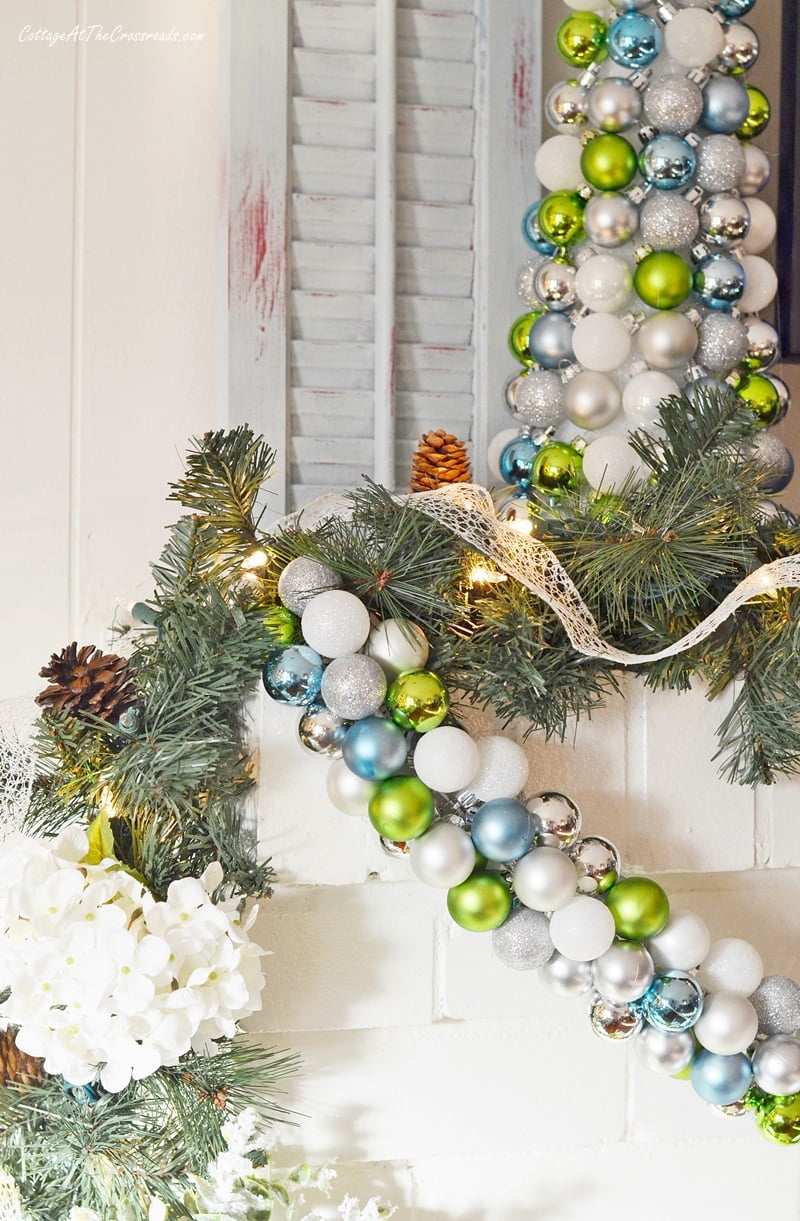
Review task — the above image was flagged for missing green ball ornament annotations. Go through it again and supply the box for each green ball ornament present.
[447,870,513,932]
[556,13,608,68]
[532,442,584,495]
[737,373,781,427]
[634,252,692,310]
[737,86,771,139]
[581,134,638,192]
[508,311,543,367]
[605,876,670,941]
[537,191,586,248]
[368,775,435,841]
[386,669,450,732]
[263,605,300,649]
[755,1092,800,1146]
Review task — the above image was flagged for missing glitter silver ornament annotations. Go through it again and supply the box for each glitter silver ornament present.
[514,369,565,427]
[696,313,748,374]
[643,74,703,136]
[516,258,544,304]
[545,79,588,129]
[749,433,795,495]
[568,835,621,895]
[564,371,622,430]
[717,22,759,74]
[590,995,645,1040]
[587,76,642,133]
[639,193,699,251]
[637,1025,696,1075]
[277,557,342,615]
[743,317,779,371]
[592,941,655,1004]
[695,135,746,193]
[526,791,581,848]
[505,372,527,412]
[749,975,800,1036]
[583,192,639,248]
[492,905,554,971]
[739,143,771,196]
[540,951,593,996]
[752,1035,800,1097]
[320,653,387,721]
[298,702,350,756]
[698,193,750,249]
[534,261,577,312]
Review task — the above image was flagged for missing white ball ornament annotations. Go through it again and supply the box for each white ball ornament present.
[534,135,584,190]
[741,199,776,255]
[512,846,578,913]
[488,428,521,481]
[365,618,429,679]
[572,314,632,372]
[737,255,778,314]
[469,736,530,801]
[326,758,377,816]
[549,895,617,962]
[582,436,648,492]
[739,143,771,197]
[301,590,371,658]
[622,371,679,429]
[694,992,759,1056]
[648,909,711,972]
[698,938,763,996]
[575,255,632,314]
[410,822,476,888]
[413,726,479,793]
[664,9,725,67]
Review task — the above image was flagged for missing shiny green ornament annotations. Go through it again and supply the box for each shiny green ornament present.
[537,191,586,247]
[633,251,692,310]
[755,1092,800,1146]
[581,134,637,192]
[369,775,435,841]
[532,442,584,495]
[556,13,608,68]
[737,373,781,427]
[509,310,543,367]
[737,86,771,139]
[447,870,513,932]
[606,876,670,941]
[263,605,300,649]
[387,669,450,732]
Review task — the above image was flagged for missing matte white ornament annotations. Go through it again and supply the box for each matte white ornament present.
[549,895,617,962]
[468,735,530,801]
[582,436,648,492]
[739,143,771,196]
[664,9,725,66]
[572,314,632,372]
[301,590,371,658]
[741,199,776,255]
[694,992,759,1056]
[648,909,711,972]
[487,428,521,481]
[737,255,778,314]
[534,135,584,191]
[326,758,377,816]
[512,846,578,912]
[413,726,479,793]
[698,937,764,996]
[410,822,476,888]
[575,254,633,314]
[365,618,430,680]
[622,371,680,428]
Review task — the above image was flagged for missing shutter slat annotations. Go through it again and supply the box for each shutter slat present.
[293,98,376,149]
[397,295,473,345]
[293,145,375,197]
[397,152,473,204]
[397,103,474,154]
[294,2,375,52]
[398,246,474,297]
[397,10,475,61]
[396,342,473,392]
[292,290,375,341]
[397,200,474,249]
[291,339,374,390]
[398,56,474,108]
[293,194,375,244]
[293,49,375,101]
[292,241,374,292]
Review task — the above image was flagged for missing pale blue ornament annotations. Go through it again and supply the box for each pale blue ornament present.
[701,75,750,134]
[608,13,663,69]
[716,0,756,16]
[690,1049,753,1106]
[528,313,575,368]
[499,433,549,489]
[639,135,697,191]
[342,716,408,781]
[694,252,746,310]
[262,645,323,706]
[522,202,558,256]
[644,969,704,1032]
[470,798,539,862]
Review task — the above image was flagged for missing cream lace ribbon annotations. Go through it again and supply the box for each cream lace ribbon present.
[412,484,800,666]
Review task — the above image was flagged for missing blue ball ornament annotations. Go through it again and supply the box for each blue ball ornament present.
[528,312,575,369]
[470,798,539,863]
[342,716,408,781]
[693,252,746,311]
[522,202,558,256]
[262,645,323,705]
[639,135,697,192]
[499,434,548,490]
[643,970,704,1032]
[716,0,756,16]
[701,75,750,134]
[608,13,662,69]
[690,1050,753,1106]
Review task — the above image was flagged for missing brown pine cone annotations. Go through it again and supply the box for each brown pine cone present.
[36,642,135,722]
[0,1028,45,1091]
[409,429,471,492]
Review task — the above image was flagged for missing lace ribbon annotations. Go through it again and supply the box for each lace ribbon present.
[412,483,800,666]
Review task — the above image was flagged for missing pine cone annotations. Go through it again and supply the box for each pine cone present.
[410,430,472,492]
[0,1028,45,1091]
[36,642,135,721]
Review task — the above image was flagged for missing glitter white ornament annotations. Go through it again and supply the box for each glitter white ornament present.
[664,9,725,67]
[698,937,764,996]
[413,726,479,793]
[468,735,530,801]
[534,135,584,191]
[301,590,371,658]
[514,370,565,427]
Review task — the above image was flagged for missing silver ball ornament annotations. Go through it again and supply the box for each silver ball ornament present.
[639,193,699,252]
[526,791,581,848]
[749,433,795,495]
[320,653,387,721]
[492,905,554,970]
[545,79,588,129]
[298,703,350,756]
[749,975,800,1036]
[643,75,703,136]
[696,313,748,374]
[637,311,699,369]
[698,193,750,249]
[695,135,746,193]
[410,821,476,888]
[743,317,779,372]
[637,1024,696,1075]
[592,941,655,1004]
[514,369,565,428]
[590,995,645,1041]
[568,836,621,895]
[539,951,593,997]
[564,371,622,430]
[739,143,771,197]
[277,557,342,614]
[587,76,642,133]
[717,22,759,75]
[583,192,639,248]
[534,261,577,312]
[752,1035,800,1097]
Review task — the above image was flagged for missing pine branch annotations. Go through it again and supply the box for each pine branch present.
[629,382,759,474]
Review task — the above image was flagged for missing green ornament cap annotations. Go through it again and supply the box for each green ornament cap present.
[263,605,300,649]
[387,669,450,732]
[737,373,781,428]
[537,191,586,248]
[509,311,544,367]
[634,251,692,311]
[581,133,638,192]
[369,775,435,841]
[556,12,608,68]
[447,870,513,932]
[605,876,670,941]
[737,86,771,140]
[532,441,584,495]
